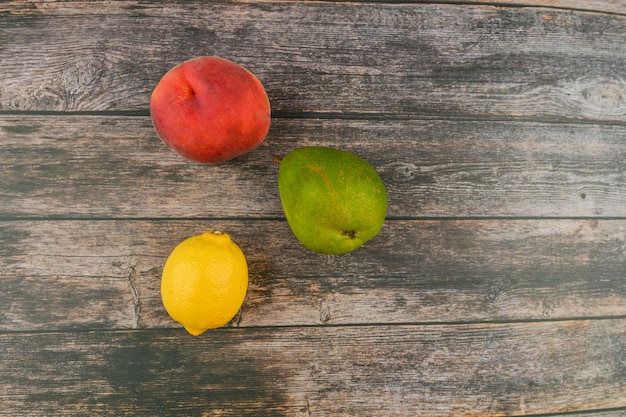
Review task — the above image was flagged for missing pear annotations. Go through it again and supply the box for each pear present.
[278,146,387,255]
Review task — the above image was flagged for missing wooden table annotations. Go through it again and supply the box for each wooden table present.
[1,1,625,415]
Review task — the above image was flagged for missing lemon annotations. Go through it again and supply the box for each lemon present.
[161,230,248,336]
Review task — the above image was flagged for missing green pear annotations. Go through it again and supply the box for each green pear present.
[278,146,387,255]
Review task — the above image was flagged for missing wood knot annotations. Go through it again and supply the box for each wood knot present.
[582,78,624,108]
[572,74,626,118]
[319,302,331,323]
[381,162,435,184]
[390,162,417,182]
[61,57,106,88]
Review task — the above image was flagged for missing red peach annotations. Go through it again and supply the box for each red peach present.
[150,56,271,163]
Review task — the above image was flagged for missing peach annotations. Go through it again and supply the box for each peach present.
[150,56,271,163]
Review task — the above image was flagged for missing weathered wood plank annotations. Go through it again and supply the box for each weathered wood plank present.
[0,319,624,416]
[1,219,624,331]
[1,115,625,218]
[3,0,626,15]
[1,2,624,121]
[466,0,626,14]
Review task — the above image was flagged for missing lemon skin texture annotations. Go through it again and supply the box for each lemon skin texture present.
[278,146,387,255]
[161,231,248,336]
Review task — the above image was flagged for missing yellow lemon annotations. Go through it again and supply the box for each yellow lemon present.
[161,230,248,336]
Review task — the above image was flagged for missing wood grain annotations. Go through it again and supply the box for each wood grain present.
[1,115,625,219]
[1,1,624,415]
[1,319,624,416]
[1,219,624,331]
[463,0,626,14]
[1,2,624,121]
[3,0,626,15]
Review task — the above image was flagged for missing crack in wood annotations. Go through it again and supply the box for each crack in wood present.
[306,394,312,416]
[126,261,141,329]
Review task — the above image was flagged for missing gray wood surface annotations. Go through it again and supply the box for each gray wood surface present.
[1,320,624,416]
[1,2,625,121]
[1,0,624,416]
[1,219,625,330]
[1,115,625,218]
